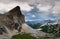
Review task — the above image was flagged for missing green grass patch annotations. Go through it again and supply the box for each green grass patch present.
[11,33,37,39]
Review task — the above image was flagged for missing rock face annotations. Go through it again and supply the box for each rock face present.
[0,6,46,39]
[0,6,25,39]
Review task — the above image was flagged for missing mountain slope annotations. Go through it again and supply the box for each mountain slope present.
[21,23,46,37]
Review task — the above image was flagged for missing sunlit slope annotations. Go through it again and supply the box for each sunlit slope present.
[21,23,46,37]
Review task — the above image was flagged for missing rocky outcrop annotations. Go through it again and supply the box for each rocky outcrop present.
[0,6,46,39]
[6,6,25,23]
[0,6,25,39]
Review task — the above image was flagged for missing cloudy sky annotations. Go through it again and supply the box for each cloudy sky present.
[0,0,60,21]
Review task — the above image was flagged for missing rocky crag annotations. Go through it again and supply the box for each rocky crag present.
[0,6,46,39]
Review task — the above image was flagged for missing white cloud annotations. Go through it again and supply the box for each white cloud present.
[52,11,59,16]
[0,2,33,12]
[0,0,59,20]
[32,15,36,17]
[0,0,54,12]
[19,3,33,11]
[52,11,59,14]
[37,4,52,12]
[0,0,54,6]
[53,1,60,12]
[52,1,60,16]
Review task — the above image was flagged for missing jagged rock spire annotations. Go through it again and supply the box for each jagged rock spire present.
[6,6,22,16]
[5,6,25,23]
[9,6,20,13]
